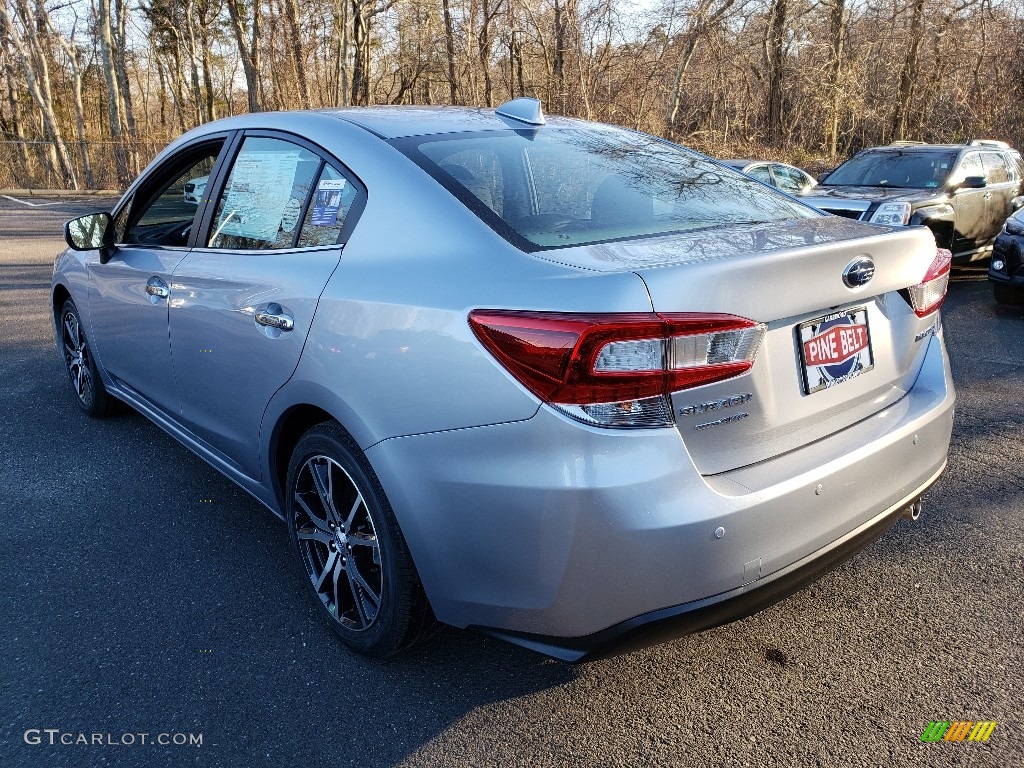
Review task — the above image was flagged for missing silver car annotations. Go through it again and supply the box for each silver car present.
[719,159,818,194]
[54,98,955,660]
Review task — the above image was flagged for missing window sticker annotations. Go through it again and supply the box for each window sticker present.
[311,179,347,226]
[216,151,301,242]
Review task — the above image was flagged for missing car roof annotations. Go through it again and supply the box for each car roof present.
[316,106,586,139]
[719,159,758,168]
[862,143,1006,153]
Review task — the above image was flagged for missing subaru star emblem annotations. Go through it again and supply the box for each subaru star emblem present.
[843,257,875,288]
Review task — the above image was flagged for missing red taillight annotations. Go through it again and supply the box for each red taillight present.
[908,248,952,317]
[468,310,765,427]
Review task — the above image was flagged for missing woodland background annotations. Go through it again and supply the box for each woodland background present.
[2,0,1023,189]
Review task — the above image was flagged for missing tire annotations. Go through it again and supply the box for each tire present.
[993,282,1024,306]
[59,299,114,417]
[285,421,432,657]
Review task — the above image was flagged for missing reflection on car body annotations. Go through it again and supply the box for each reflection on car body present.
[51,99,955,660]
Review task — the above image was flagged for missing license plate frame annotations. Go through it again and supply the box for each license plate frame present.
[797,307,874,395]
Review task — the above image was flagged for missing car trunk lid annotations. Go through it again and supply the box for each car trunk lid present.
[542,217,942,475]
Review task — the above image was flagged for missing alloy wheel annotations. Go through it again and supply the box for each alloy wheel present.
[62,308,93,409]
[293,455,383,631]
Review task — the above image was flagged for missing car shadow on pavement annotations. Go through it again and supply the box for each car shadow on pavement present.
[1,337,578,768]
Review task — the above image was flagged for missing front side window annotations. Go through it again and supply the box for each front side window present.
[208,137,320,250]
[954,152,984,182]
[399,128,815,250]
[824,150,956,189]
[123,143,223,246]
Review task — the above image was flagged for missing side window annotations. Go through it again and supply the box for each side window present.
[1008,153,1023,184]
[208,137,320,250]
[772,165,808,193]
[956,152,983,181]
[296,164,358,248]
[980,152,1009,184]
[745,165,773,184]
[123,143,223,246]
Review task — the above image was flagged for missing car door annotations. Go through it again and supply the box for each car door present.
[950,151,989,254]
[167,134,363,479]
[87,135,233,414]
[980,152,1017,238]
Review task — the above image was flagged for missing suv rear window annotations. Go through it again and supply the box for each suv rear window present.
[824,150,957,189]
[395,128,815,251]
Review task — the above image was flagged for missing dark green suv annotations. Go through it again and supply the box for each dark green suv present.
[802,140,1023,264]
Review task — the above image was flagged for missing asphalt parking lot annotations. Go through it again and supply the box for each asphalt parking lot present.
[1,194,1022,767]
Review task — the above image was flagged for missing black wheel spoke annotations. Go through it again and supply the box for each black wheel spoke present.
[347,567,370,626]
[348,561,380,611]
[310,460,340,526]
[344,494,362,530]
[331,556,346,617]
[295,492,331,533]
[314,550,338,592]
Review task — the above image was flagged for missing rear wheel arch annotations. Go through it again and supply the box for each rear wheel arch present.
[270,403,336,512]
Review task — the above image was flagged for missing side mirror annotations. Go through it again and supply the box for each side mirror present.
[64,212,114,260]
[817,172,830,183]
[1012,196,1024,211]
[956,175,987,190]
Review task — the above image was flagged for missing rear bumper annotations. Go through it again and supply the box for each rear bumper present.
[478,463,942,661]
[366,331,954,651]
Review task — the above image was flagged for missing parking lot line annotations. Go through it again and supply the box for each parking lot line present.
[1,194,65,207]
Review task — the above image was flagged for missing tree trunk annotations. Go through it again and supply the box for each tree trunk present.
[765,0,788,144]
[331,0,349,106]
[478,0,498,106]
[1,47,32,175]
[824,0,846,157]
[0,0,78,187]
[441,0,458,104]
[49,18,95,187]
[284,0,311,107]
[226,0,262,112]
[890,0,924,141]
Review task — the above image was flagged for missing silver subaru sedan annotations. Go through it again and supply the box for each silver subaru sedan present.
[53,99,955,660]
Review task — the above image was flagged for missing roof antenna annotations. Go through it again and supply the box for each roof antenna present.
[496,97,546,126]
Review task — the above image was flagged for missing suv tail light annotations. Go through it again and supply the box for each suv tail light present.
[908,248,952,317]
[468,310,765,428]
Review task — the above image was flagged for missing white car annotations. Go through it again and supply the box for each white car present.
[183,175,208,204]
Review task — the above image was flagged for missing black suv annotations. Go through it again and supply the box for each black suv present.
[802,140,1023,263]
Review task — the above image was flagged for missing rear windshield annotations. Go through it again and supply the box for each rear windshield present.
[394,127,816,250]
[823,150,957,189]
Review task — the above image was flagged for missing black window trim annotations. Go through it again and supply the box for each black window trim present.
[110,130,239,251]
